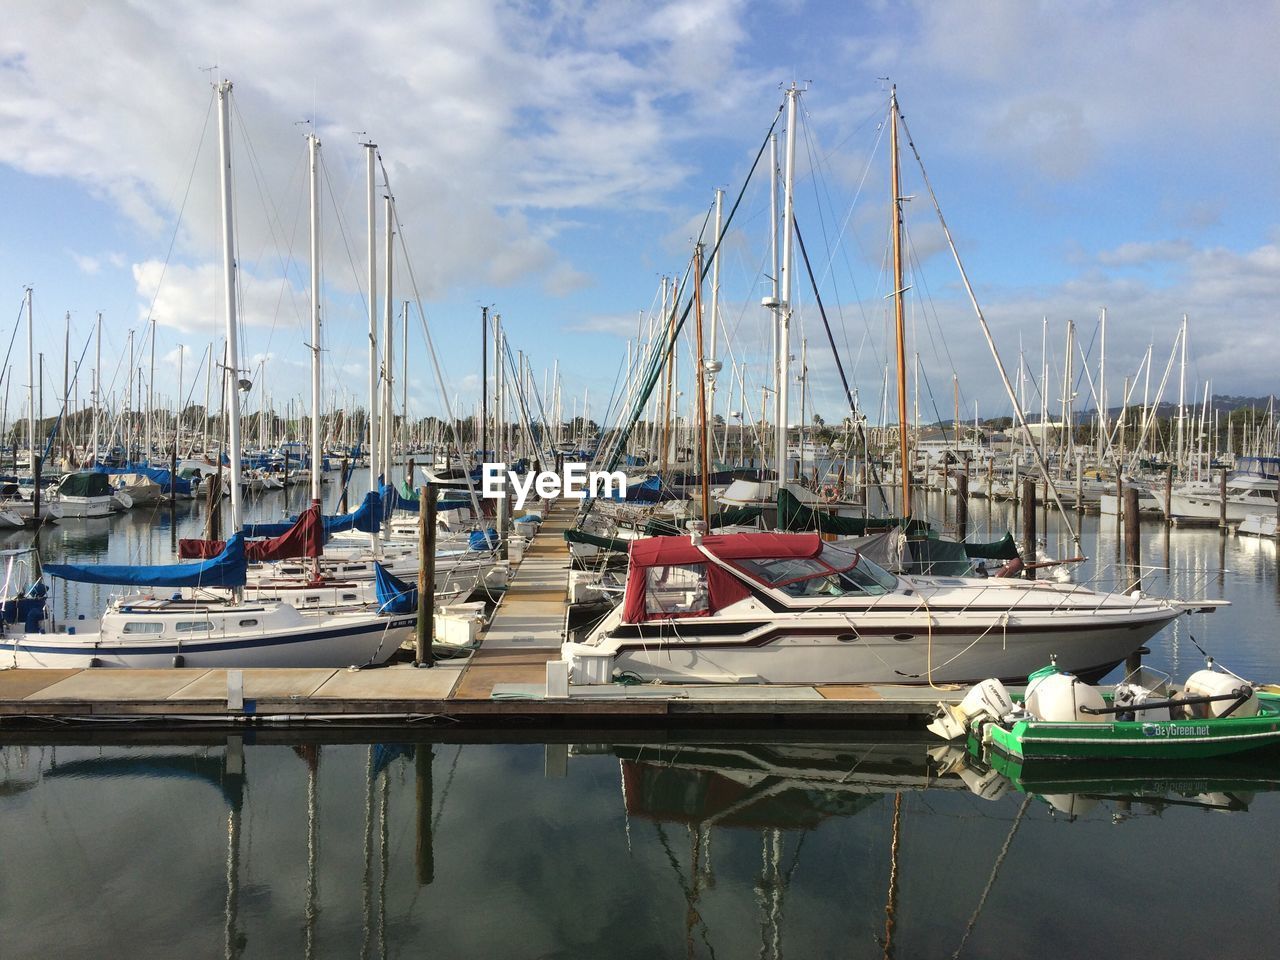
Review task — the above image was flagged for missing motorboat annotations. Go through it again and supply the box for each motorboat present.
[561,530,1189,686]
[931,663,1280,762]
[1158,472,1278,523]
[53,472,131,518]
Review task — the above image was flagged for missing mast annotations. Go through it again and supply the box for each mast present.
[1177,314,1187,472]
[217,80,245,532]
[308,131,322,507]
[364,141,379,541]
[707,188,723,457]
[92,311,101,466]
[381,195,394,489]
[775,83,799,495]
[767,132,780,479]
[147,315,156,462]
[481,306,488,458]
[25,286,36,473]
[401,300,408,459]
[890,85,911,517]
[693,243,710,521]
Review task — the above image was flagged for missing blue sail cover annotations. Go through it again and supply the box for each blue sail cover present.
[93,464,193,496]
[325,490,382,535]
[243,492,383,540]
[374,561,417,614]
[380,483,420,514]
[46,532,248,588]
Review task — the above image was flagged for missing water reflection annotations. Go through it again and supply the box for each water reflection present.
[3,732,1280,958]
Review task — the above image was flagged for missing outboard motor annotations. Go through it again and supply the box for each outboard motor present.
[928,678,1015,741]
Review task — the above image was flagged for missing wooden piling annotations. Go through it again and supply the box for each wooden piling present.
[1218,469,1228,529]
[1163,465,1173,523]
[415,742,434,885]
[956,470,969,542]
[1022,476,1037,580]
[415,482,438,667]
[1124,487,1141,591]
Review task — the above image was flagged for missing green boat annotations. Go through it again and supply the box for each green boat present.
[931,664,1280,763]
[982,695,1280,762]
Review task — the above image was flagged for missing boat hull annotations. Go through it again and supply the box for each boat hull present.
[2,615,416,669]
[603,609,1177,686]
[983,697,1280,761]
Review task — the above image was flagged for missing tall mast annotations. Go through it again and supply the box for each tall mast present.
[308,131,322,506]
[217,80,245,531]
[92,311,101,466]
[401,300,408,457]
[24,287,33,473]
[775,84,799,494]
[768,133,780,478]
[693,244,710,521]
[890,85,911,517]
[381,195,394,488]
[481,306,489,458]
[147,314,156,462]
[707,188,723,457]
[363,141,379,530]
[1177,314,1187,471]
[1098,307,1106,463]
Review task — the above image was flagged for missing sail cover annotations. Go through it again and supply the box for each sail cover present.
[46,533,248,588]
[374,561,417,614]
[240,491,383,540]
[179,505,324,562]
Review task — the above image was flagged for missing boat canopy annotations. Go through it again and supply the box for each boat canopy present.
[57,472,115,498]
[621,533,824,624]
[373,561,417,614]
[45,532,247,588]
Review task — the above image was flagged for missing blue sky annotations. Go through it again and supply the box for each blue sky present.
[0,0,1276,435]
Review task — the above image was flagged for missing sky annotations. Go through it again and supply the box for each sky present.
[0,0,1277,435]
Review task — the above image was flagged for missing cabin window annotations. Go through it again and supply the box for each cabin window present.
[238,619,259,628]
[175,621,213,633]
[342,594,358,602]
[644,564,710,617]
[122,621,162,635]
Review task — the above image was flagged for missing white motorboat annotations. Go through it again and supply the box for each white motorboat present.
[54,472,131,518]
[561,531,1189,686]
[1159,473,1277,523]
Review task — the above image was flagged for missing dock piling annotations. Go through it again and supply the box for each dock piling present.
[415,483,437,667]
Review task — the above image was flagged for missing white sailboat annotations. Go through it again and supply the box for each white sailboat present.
[2,81,415,670]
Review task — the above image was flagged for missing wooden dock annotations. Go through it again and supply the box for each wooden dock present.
[0,501,961,727]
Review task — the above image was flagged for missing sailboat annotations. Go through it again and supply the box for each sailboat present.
[1,81,416,669]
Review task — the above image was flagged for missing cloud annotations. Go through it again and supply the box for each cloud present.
[1096,240,1195,268]
[69,251,100,274]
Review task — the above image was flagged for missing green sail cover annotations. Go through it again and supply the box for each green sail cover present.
[776,488,929,536]
[962,531,1020,560]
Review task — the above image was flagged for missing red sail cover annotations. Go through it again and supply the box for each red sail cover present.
[179,504,324,562]
[619,533,822,624]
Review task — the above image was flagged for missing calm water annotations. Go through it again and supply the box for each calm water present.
[3,484,1280,957]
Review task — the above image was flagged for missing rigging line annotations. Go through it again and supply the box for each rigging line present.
[793,215,889,506]
[804,98,889,371]
[898,110,1080,548]
[951,794,1032,960]
[140,92,215,333]
[597,100,787,487]
[902,219,964,415]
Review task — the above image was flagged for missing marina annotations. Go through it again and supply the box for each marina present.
[3,3,1280,957]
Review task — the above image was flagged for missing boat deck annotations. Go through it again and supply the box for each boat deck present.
[0,498,967,727]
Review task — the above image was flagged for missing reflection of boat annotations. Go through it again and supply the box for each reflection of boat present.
[614,739,965,829]
[978,749,1280,818]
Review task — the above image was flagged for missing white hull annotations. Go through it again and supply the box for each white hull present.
[5,611,415,669]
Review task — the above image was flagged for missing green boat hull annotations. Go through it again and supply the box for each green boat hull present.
[983,693,1280,762]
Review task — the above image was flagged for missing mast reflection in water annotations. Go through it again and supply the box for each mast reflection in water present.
[4,733,1280,958]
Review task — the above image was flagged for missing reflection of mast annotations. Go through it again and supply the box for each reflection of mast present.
[951,795,1031,959]
[755,828,785,960]
[304,747,320,960]
[882,793,902,960]
[223,736,245,960]
[361,746,375,960]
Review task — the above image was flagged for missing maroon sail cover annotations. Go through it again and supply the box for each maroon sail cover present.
[180,504,323,562]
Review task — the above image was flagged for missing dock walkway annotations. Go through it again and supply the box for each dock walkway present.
[0,501,961,726]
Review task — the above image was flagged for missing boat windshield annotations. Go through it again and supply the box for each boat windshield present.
[730,542,898,598]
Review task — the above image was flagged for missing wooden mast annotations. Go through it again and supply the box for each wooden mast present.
[890,85,911,518]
